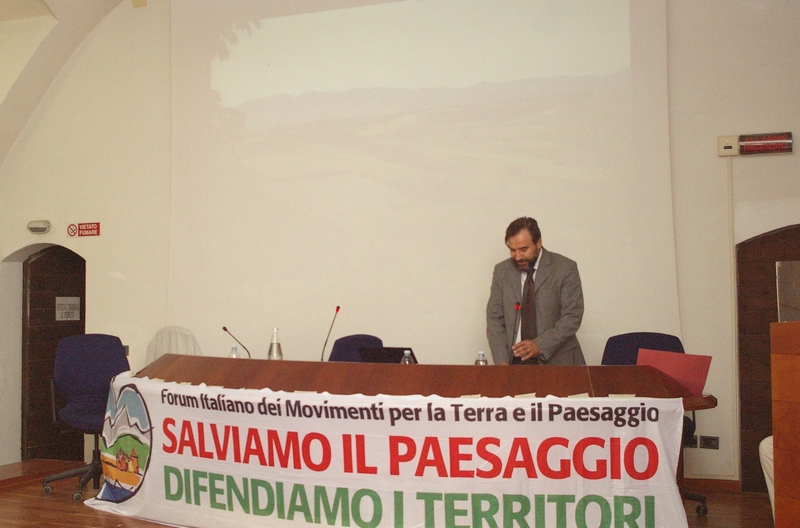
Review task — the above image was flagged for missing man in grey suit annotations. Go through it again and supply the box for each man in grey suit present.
[486,217,585,365]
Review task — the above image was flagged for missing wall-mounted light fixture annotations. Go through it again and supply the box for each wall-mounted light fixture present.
[27,220,51,234]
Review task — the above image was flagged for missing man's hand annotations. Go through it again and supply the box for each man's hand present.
[511,339,541,362]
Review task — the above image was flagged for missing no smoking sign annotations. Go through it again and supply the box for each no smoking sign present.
[67,222,100,237]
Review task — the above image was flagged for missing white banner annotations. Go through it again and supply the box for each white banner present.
[87,372,688,528]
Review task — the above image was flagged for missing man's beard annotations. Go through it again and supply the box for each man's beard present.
[515,258,533,271]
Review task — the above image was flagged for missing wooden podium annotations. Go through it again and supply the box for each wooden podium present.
[770,321,800,527]
[137,354,716,411]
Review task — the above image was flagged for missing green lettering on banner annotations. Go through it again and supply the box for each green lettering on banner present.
[471,493,499,528]
[645,496,655,528]
[534,494,546,528]
[444,493,469,528]
[352,488,382,528]
[575,495,611,528]
[251,479,274,516]
[614,495,640,527]
[503,494,530,528]
[417,492,442,528]
[276,481,285,519]
[226,475,249,514]
[184,468,192,504]
[209,472,225,510]
[192,470,208,506]
[394,491,404,528]
[314,486,350,525]
[548,495,576,528]
[164,466,182,501]
[287,484,312,523]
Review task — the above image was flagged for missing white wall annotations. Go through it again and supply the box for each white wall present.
[0,1,171,464]
[0,15,57,103]
[668,1,800,479]
[0,260,23,465]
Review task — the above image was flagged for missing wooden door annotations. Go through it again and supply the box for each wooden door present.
[737,224,800,492]
[21,246,85,461]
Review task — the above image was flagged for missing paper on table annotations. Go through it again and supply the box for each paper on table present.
[636,348,712,396]
[567,392,590,398]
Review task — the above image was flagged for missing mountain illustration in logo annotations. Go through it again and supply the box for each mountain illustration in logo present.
[96,383,152,503]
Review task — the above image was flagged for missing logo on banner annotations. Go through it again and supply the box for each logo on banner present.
[97,383,153,503]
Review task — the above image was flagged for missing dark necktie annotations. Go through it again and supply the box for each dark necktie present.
[516,269,538,365]
[520,269,537,341]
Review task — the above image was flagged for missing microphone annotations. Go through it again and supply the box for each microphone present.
[320,306,340,361]
[222,326,252,358]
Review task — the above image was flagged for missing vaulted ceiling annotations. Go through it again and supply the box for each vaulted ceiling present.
[0,0,122,167]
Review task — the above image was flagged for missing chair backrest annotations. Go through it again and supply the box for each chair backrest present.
[145,326,202,364]
[328,334,383,362]
[53,333,130,432]
[601,332,684,365]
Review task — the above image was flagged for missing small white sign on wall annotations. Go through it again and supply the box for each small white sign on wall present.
[55,297,81,321]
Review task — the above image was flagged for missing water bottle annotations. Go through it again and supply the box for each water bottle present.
[268,328,283,360]
[400,350,413,364]
[228,345,240,359]
[474,350,488,366]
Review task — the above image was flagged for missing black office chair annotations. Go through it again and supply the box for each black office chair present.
[601,332,684,365]
[601,332,708,516]
[328,334,382,362]
[42,334,130,502]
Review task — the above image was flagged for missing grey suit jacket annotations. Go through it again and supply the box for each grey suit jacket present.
[486,248,585,365]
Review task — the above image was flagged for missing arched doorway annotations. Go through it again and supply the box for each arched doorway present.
[736,224,800,492]
[0,244,86,465]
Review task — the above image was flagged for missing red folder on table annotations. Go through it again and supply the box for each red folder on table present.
[636,348,712,396]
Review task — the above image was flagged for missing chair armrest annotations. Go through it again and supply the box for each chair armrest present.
[49,377,57,424]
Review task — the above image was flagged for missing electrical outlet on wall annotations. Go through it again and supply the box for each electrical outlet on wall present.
[717,135,739,156]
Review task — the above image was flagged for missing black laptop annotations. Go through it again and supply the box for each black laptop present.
[357,347,418,364]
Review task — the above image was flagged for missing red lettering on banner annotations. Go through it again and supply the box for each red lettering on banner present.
[415,437,448,477]
[160,419,332,471]
[160,419,661,481]
[343,433,376,474]
[475,437,502,478]
[210,423,241,463]
[449,437,473,478]
[574,437,606,479]
[302,432,332,472]
[268,430,300,468]
[197,422,214,459]
[389,436,416,475]
[178,421,198,457]
[387,434,660,480]
[244,428,266,465]
[610,437,621,479]
[343,434,354,473]
[355,434,377,474]
[505,437,538,478]
[624,438,659,480]
[162,417,177,452]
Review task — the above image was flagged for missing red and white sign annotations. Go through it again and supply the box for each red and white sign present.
[68,222,101,237]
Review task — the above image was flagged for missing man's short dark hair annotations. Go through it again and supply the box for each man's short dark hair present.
[505,217,541,244]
